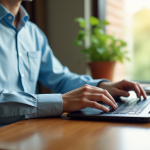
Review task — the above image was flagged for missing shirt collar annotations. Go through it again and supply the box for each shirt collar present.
[0,3,29,23]
[0,3,9,20]
[19,5,29,23]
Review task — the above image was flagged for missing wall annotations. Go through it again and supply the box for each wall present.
[46,0,86,75]
[106,0,124,38]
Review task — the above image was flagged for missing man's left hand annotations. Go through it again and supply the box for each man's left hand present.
[98,79,147,99]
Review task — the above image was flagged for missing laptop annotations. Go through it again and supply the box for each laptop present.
[67,91,150,122]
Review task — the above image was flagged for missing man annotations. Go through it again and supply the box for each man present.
[0,0,147,125]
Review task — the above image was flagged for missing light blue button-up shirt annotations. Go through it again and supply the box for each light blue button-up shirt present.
[0,4,108,125]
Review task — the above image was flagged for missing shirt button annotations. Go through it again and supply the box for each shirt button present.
[19,53,22,57]
[8,16,12,20]
[21,74,24,78]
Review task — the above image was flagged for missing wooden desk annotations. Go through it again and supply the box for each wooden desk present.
[0,113,150,150]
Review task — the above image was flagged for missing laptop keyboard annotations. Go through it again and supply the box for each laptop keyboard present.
[104,98,150,115]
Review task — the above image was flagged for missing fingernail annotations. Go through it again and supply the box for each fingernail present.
[125,93,129,97]
[105,107,109,112]
[113,104,117,109]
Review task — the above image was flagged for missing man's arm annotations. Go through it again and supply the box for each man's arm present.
[0,90,62,125]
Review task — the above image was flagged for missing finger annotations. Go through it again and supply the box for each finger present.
[85,100,109,112]
[122,80,142,98]
[85,93,117,109]
[137,83,147,99]
[101,89,117,106]
[125,81,141,98]
[133,83,141,98]
[112,88,130,97]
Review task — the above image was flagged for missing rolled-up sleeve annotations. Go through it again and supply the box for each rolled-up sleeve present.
[0,90,63,125]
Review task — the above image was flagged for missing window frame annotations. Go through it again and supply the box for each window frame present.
[92,0,106,31]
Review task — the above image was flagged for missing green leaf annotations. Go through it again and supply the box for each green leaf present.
[101,20,110,26]
[96,48,104,54]
[77,30,86,40]
[125,57,130,61]
[91,37,99,44]
[81,48,88,54]
[122,50,129,55]
[73,40,83,46]
[119,40,127,47]
[75,18,86,28]
[73,30,86,46]
[90,17,99,26]
[73,16,129,63]
[94,28,104,36]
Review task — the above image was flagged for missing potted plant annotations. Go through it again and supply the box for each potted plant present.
[74,17,129,81]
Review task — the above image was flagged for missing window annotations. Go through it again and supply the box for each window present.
[96,0,150,82]
[124,0,150,82]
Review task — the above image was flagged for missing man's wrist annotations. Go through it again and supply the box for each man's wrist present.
[97,80,110,88]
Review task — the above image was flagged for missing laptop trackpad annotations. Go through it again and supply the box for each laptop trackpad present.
[74,107,103,115]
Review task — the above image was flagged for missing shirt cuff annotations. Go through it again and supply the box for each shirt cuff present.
[88,79,110,87]
[37,94,63,117]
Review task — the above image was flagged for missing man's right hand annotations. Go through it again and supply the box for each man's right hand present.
[62,84,118,113]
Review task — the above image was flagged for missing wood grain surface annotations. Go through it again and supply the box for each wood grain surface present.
[0,113,150,150]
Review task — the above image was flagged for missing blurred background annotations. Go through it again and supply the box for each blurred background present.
[22,0,150,92]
